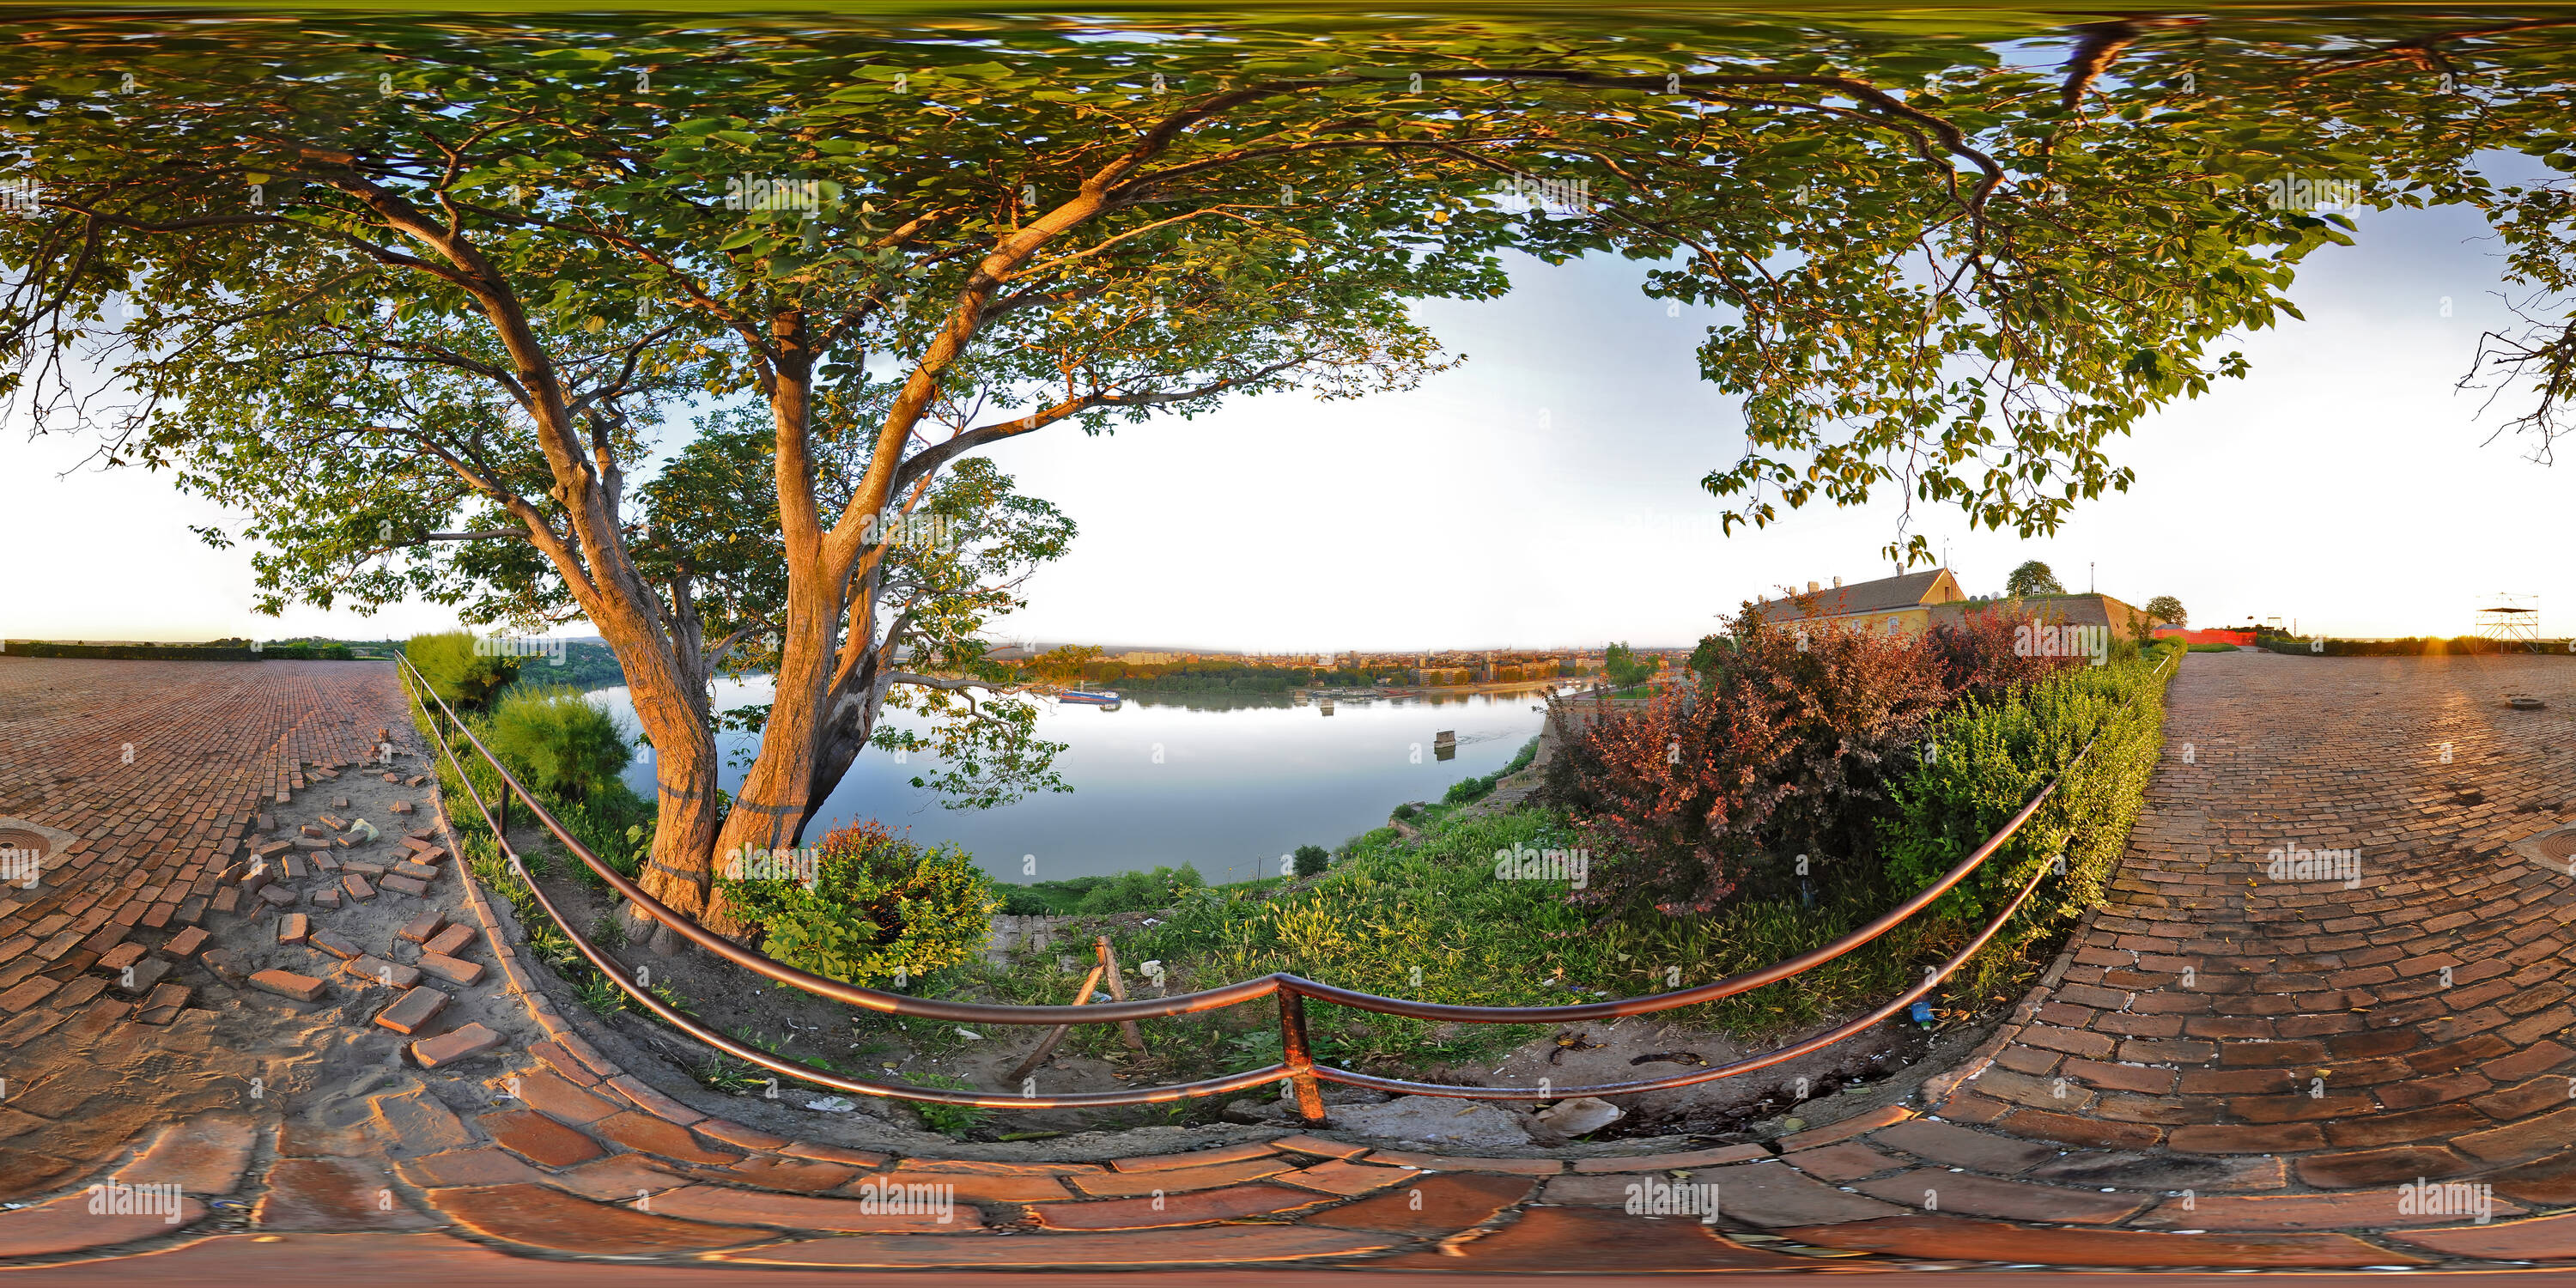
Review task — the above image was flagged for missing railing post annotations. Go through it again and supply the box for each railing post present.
[1276,987,1329,1126]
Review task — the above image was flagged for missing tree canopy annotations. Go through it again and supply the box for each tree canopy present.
[2007,560,2066,598]
[3,9,2570,941]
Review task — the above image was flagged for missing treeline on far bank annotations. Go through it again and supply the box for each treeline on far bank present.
[1076,659,1575,692]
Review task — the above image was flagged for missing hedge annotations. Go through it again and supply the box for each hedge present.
[1877,646,2178,968]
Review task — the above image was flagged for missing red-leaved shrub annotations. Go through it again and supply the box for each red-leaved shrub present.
[1552,600,2075,916]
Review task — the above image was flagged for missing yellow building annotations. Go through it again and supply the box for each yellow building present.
[1747,568,1971,636]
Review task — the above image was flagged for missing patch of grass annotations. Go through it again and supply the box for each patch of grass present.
[573,970,629,1016]
[906,1070,992,1137]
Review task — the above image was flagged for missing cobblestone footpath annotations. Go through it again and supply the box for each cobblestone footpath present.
[2,652,2573,1276]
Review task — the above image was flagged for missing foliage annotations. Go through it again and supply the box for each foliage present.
[1602,641,1661,688]
[13,10,2575,927]
[406,631,523,709]
[482,685,635,801]
[1292,844,1330,878]
[1099,804,1928,1067]
[2143,595,2187,628]
[2005,561,2066,598]
[994,864,1205,916]
[1878,653,2174,995]
[906,1070,993,1137]
[1553,606,2086,914]
[718,821,998,986]
[1440,736,1541,806]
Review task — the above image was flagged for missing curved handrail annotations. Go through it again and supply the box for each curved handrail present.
[394,646,2172,1109]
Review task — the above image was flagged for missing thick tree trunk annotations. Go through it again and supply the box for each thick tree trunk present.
[788,679,883,847]
[706,583,842,925]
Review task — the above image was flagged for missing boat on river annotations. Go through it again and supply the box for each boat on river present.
[1057,690,1121,707]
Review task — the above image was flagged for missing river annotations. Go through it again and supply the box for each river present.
[592,679,1559,884]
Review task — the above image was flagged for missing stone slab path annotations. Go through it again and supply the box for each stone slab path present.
[3,652,2574,1273]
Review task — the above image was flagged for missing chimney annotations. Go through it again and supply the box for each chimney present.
[1832,576,1843,588]
[1807,580,1820,593]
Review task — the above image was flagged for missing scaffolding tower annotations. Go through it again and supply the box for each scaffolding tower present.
[2477,592,2543,653]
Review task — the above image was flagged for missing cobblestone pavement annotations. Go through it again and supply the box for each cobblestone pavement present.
[3,652,2576,1276]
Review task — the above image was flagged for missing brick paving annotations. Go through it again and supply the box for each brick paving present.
[7,650,2576,1273]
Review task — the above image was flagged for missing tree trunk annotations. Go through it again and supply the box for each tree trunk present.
[789,677,884,847]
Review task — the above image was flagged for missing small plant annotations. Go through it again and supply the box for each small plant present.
[696,1054,769,1096]
[591,912,627,950]
[718,820,998,987]
[649,978,697,1017]
[573,970,629,1015]
[906,1070,991,1136]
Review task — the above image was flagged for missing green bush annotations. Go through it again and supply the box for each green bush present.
[994,864,1204,915]
[1876,654,2173,987]
[484,685,634,801]
[407,630,524,709]
[720,821,998,986]
[1439,736,1540,806]
[1292,844,1329,878]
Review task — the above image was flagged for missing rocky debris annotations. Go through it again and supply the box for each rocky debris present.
[1528,1097,1624,1144]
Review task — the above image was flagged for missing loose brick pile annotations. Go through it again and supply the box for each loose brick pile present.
[0,658,414,1042]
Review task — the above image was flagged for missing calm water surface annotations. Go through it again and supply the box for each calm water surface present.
[596,681,1557,883]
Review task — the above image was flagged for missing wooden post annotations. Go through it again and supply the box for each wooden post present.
[1007,961,1106,1085]
[1277,987,1329,1126]
[1093,935,1150,1056]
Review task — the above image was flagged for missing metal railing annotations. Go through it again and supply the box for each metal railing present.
[395,648,2171,1123]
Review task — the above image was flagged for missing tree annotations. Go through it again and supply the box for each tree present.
[4,13,2530,946]
[2143,596,2187,628]
[1603,642,1660,688]
[1292,844,1329,878]
[2007,562,2067,598]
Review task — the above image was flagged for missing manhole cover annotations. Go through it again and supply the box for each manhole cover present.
[2511,696,2548,711]
[2542,830,2576,865]
[0,828,46,856]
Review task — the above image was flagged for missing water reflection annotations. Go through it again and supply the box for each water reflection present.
[598,680,1566,884]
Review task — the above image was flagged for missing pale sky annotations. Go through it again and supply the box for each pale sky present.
[3,197,2562,648]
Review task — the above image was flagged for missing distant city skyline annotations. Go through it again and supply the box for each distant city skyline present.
[6,200,2565,647]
